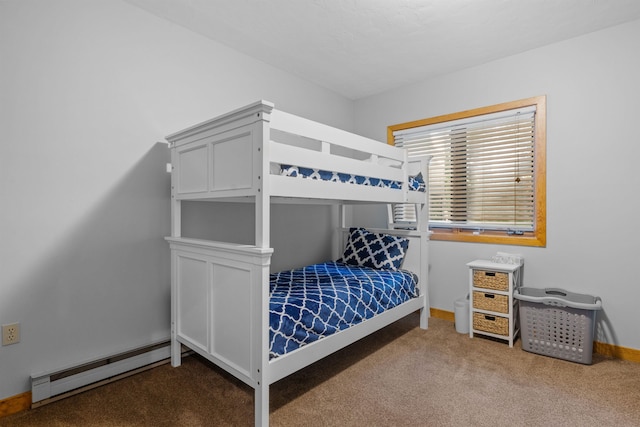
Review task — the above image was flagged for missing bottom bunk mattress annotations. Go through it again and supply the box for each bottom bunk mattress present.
[269,261,418,359]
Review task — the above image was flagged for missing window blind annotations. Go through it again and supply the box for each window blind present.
[394,106,537,232]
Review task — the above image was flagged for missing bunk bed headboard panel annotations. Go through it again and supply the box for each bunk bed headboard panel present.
[167,237,273,386]
[172,131,256,195]
[166,101,274,200]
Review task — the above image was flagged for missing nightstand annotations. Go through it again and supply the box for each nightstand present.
[467,260,523,347]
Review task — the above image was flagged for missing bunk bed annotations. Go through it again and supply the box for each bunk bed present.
[165,100,430,426]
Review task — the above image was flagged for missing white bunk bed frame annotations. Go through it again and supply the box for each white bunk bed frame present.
[165,100,429,426]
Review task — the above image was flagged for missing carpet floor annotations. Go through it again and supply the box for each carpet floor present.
[2,315,639,426]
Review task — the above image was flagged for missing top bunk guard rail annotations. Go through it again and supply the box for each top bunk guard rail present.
[166,100,428,205]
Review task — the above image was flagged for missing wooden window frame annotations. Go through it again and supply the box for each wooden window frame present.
[388,96,546,247]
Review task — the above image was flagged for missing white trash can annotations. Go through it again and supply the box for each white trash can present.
[454,295,470,334]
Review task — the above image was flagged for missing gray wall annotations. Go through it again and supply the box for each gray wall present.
[354,19,640,351]
[0,0,352,400]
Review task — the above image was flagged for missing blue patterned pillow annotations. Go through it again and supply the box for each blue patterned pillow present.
[410,173,426,192]
[341,227,409,271]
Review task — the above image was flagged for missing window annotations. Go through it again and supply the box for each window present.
[389,96,546,247]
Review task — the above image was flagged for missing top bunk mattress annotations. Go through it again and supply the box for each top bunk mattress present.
[278,165,426,193]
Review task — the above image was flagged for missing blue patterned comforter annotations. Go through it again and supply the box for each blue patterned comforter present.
[269,261,418,359]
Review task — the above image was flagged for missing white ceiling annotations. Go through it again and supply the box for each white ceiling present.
[126,0,640,100]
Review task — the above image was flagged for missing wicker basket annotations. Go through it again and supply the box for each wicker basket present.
[515,287,602,365]
[473,291,509,313]
[473,270,509,291]
[473,312,509,336]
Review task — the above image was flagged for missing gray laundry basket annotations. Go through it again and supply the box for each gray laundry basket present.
[514,287,602,364]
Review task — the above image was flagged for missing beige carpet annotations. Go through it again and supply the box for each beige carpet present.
[2,315,640,426]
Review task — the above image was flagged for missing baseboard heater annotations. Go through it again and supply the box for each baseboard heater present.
[31,339,177,408]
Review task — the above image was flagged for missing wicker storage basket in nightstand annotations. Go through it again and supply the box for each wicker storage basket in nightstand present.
[472,312,509,336]
[473,270,509,291]
[472,291,509,313]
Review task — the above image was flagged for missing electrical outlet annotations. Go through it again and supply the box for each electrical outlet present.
[2,323,20,346]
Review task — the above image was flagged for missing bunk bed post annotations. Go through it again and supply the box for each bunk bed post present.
[254,107,271,248]
[170,177,181,238]
[171,201,181,237]
[418,224,429,330]
[255,386,268,427]
[417,157,430,329]
[386,204,394,229]
[169,238,181,367]
[332,204,347,259]
[169,145,182,367]
[253,103,273,427]
[253,250,271,427]
[168,143,181,238]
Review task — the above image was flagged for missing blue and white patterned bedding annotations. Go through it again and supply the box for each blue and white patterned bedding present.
[280,165,426,192]
[269,261,418,359]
